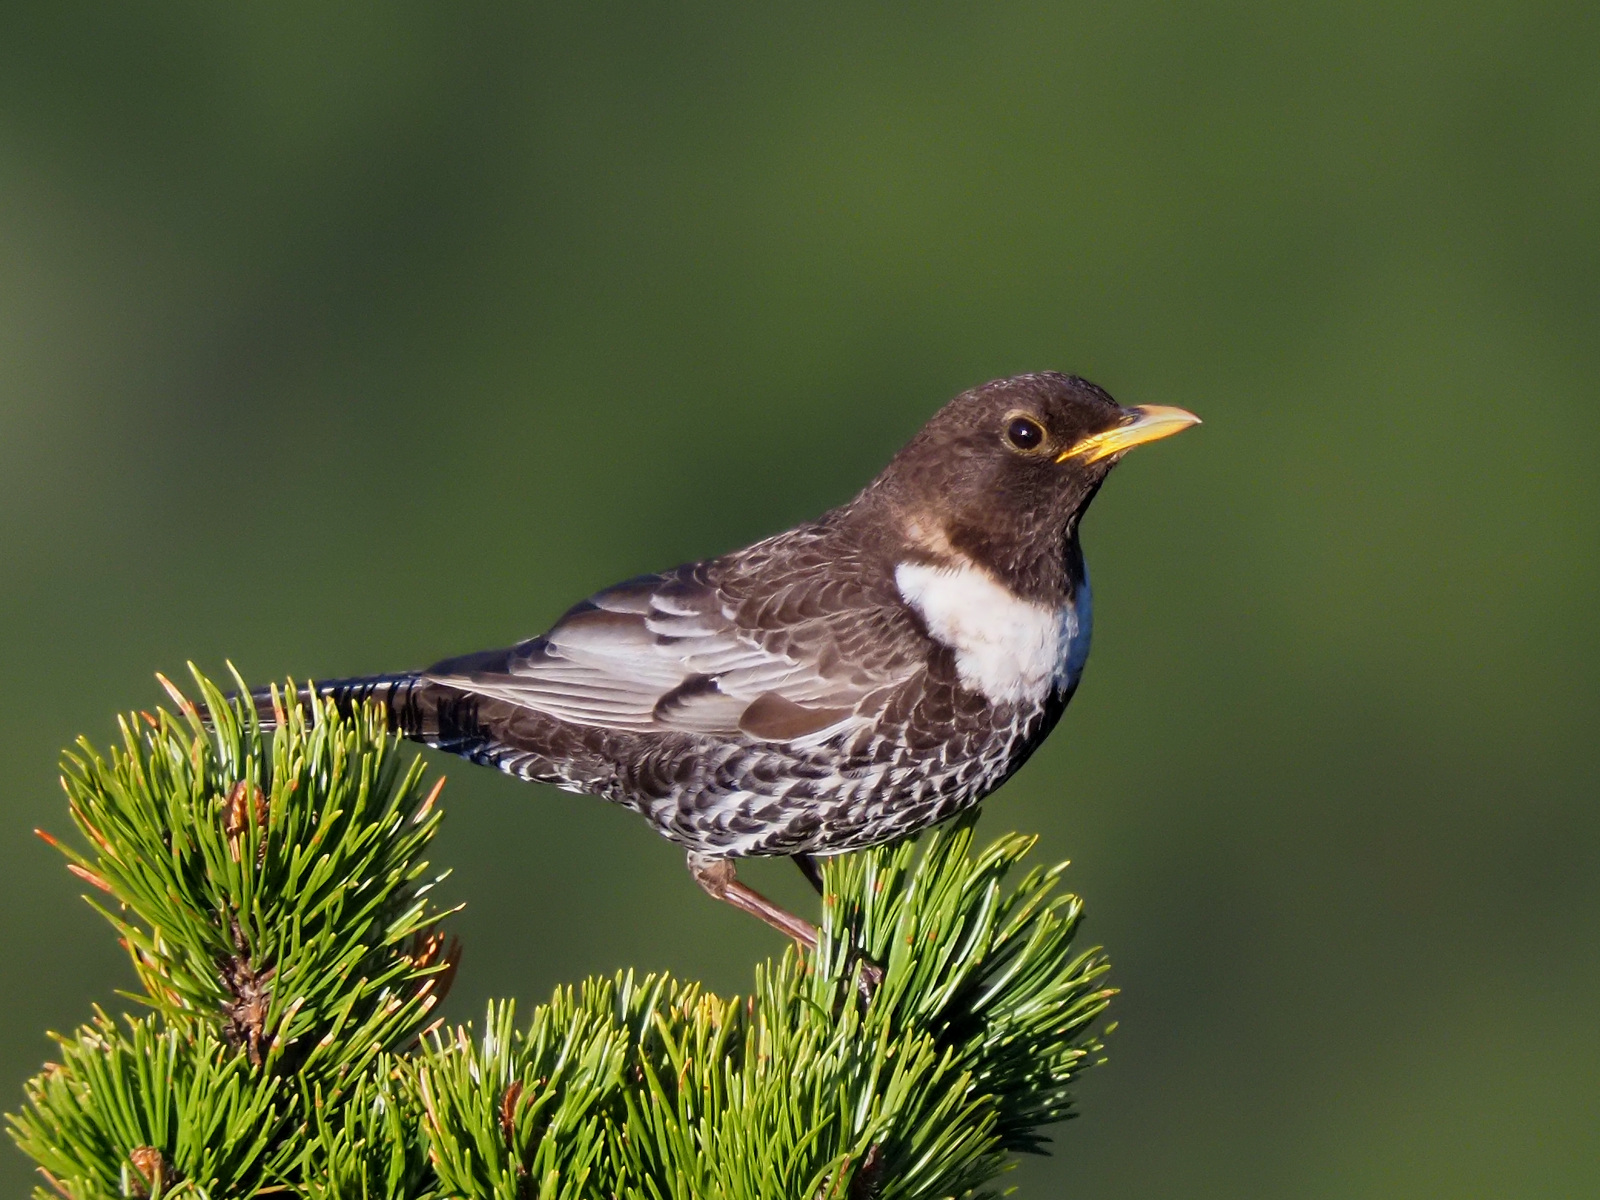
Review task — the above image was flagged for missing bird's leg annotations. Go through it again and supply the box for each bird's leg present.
[688,855,819,948]
[688,854,883,998]
[792,852,825,896]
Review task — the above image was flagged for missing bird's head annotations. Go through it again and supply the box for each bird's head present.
[869,372,1199,597]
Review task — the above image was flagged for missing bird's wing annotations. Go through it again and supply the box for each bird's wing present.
[422,557,922,743]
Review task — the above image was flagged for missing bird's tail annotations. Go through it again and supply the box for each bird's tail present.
[189,668,574,786]
[245,673,528,768]
[244,674,442,737]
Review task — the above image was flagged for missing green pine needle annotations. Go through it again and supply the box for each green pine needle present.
[298,1063,432,1200]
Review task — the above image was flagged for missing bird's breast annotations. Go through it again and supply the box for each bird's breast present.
[894,559,1091,707]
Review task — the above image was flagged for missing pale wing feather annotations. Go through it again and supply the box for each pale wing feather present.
[424,568,913,740]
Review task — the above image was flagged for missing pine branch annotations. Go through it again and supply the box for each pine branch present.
[9,1011,287,1199]
[9,671,1113,1199]
[45,668,456,1086]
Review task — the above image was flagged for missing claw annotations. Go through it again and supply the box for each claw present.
[854,955,884,1002]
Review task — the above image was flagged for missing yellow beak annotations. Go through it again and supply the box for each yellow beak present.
[1057,404,1202,464]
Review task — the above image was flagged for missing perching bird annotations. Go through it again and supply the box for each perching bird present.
[259,373,1197,961]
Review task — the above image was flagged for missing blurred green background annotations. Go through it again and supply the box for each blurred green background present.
[3,2,1597,1195]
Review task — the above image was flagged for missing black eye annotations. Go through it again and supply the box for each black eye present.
[1005,416,1045,451]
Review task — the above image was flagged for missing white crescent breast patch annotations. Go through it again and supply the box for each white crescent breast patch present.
[895,560,1089,706]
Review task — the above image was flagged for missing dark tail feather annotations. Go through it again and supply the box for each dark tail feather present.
[235,673,574,785]
[246,674,499,754]
[246,675,425,732]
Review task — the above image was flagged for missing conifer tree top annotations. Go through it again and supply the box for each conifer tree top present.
[9,670,1113,1199]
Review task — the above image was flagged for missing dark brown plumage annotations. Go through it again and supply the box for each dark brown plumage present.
[265,372,1198,960]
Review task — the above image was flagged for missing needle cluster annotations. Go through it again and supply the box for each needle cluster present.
[8,670,1114,1199]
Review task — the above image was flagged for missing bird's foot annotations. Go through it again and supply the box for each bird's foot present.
[851,952,884,1002]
